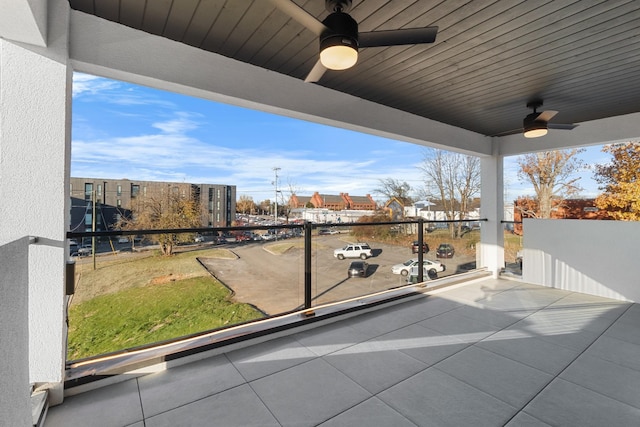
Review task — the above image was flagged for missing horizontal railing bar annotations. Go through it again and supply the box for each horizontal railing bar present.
[66,218,489,239]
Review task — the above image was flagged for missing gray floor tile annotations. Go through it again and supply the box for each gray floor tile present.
[524,306,620,334]
[250,357,371,426]
[323,339,427,394]
[524,378,640,427]
[603,315,640,345]
[226,335,317,381]
[138,354,246,417]
[479,287,567,311]
[418,309,499,342]
[347,296,459,338]
[504,411,553,426]
[379,368,517,427]
[586,334,640,372]
[45,379,143,427]
[383,323,471,367]
[318,397,418,427]
[434,346,553,407]
[548,296,630,320]
[450,304,532,329]
[559,354,640,408]
[477,330,581,375]
[144,384,279,427]
[505,316,601,352]
[293,322,370,356]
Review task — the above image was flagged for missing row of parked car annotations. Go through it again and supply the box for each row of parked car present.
[334,242,449,281]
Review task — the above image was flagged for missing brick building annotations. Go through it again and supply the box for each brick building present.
[289,192,377,210]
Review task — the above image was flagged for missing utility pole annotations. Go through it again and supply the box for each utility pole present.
[273,167,281,223]
[92,189,97,270]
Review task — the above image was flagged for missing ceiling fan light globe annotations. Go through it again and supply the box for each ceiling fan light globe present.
[524,128,548,138]
[320,43,358,69]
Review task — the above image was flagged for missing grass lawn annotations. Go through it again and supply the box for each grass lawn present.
[68,276,264,360]
[67,248,263,360]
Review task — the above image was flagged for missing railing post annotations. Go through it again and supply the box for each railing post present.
[418,218,424,282]
[304,221,312,309]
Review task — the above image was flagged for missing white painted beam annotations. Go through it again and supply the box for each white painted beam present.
[497,112,640,156]
[0,0,47,47]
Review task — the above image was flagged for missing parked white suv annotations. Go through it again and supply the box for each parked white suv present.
[334,243,372,260]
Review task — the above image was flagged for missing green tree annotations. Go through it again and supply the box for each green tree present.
[117,186,202,256]
[593,142,640,220]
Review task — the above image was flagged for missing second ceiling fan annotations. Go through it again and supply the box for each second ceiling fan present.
[270,0,438,82]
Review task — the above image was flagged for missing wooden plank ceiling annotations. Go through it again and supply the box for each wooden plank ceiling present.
[68,0,640,137]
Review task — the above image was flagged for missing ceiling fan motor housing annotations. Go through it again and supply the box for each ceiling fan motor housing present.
[321,12,359,50]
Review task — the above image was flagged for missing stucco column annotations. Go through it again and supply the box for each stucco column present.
[0,0,71,403]
[478,142,505,277]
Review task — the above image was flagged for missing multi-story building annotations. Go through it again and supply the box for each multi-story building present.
[70,177,236,233]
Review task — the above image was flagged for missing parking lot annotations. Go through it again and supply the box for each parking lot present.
[200,234,476,315]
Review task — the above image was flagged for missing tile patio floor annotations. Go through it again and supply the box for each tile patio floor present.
[46,278,640,426]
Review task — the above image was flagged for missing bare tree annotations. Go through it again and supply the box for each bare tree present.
[419,148,481,235]
[517,149,584,218]
[373,178,413,203]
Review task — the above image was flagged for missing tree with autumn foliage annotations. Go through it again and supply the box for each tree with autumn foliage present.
[236,195,256,215]
[116,185,202,256]
[516,149,584,218]
[593,142,640,221]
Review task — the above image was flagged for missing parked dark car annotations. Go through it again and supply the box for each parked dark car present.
[436,243,455,258]
[411,241,429,254]
[347,261,369,278]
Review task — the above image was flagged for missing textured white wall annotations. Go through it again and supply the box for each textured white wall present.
[0,238,31,426]
[0,0,71,385]
[522,219,640,302]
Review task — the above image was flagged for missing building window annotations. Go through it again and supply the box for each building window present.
[143,186,147,196]
[117,199,121,207]
[85,213,92,226]
[97,184,102,197]
[84,183,93,201]
[131,184,140,197]
[117,185,122,196]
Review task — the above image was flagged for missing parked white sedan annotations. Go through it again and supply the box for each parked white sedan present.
[391,258,445,276]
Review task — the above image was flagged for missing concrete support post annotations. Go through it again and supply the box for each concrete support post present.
[0,0,71,405]
[478,142,505,277]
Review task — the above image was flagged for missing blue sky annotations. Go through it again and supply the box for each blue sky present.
[72,72,606,204]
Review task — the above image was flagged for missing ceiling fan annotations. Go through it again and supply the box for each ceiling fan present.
[522,101,577,138]
[270,0,438,82]
[494,100,578,138]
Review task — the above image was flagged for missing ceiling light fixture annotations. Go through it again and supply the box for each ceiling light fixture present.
[319,10,358,70]
[523,119,548,138]
[522,110,548,138]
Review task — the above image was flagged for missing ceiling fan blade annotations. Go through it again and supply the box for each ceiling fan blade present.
[269,0,328,36]
[491,128,523,137]
[536,110,558,122]
[304,59,328,83]
[358,26,438,48]
[548,123,578,130]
